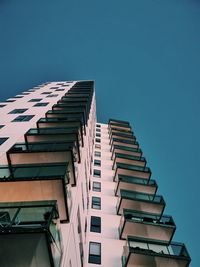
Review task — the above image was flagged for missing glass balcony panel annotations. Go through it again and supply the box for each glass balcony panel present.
[122,238,191,267]
[117,189,165,216]
[112,145,142,158]
[114,164,151,181]
[115,175,157,196]
[119,210,175,243]
[0,180,68,222]
[113,153,146,170]
[8,142,77,186]
[0,201,62,267]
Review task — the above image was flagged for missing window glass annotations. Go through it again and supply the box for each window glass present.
[0,125,5,129]
[93,169,101,178]
[96,133,101,137]
[28,99,42,102]
[89,242,101,264]
[92,197,101,210]
[0,104,6,108]
[47,94,58,97]
[90,216,101,233]
[92,182,101,192]
[9,109,28,114]
[95,144,101,149]
[95,138,101,143]
[94,151,101,157]
[33,102,49,107]
[94,160,101,167]
[96,124,101,128]
[0,137,8,145]
[12,115,34,122]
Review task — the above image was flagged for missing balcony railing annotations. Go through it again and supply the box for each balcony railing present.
[7,141,78,186]
[119,209,176,243]
[0,200,62,267]
[115,174,157,196]
[0,163,70,222]
[36,117,85,136]
[111,145,142,160]
[117,189,165,216]
[112,153,146,170]
[25,126,83,148]
[122,236,191,267]
[114,162,151,181]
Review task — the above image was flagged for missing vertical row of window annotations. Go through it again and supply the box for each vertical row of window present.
[88,124,102,265]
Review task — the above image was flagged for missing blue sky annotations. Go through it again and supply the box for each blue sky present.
[0,0,199,265]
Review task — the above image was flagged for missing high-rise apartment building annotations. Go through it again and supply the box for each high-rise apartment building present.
[0,81,190,267]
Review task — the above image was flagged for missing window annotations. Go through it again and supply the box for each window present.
[95,138,101,143]
[41,92,51,95]
[28,99,42,102]
[93,169,101,178]
[96,124,101,128]
[88,242,101,264]
[95,144,101,149]
[0,138,8,145]
[34,102,49,107]
[14,95,23,98]
[21,92,30,95]
[0,125,5,129]
[55,89,65,91]
[94,159,101,167]
[96,128,101,132]
[50,87,59,89]
[96,133,101,137]
[93,182,101,192]
[9,109,28,114]
[47,94,58,97]
[6,99,16,102]
[0,104,6,108]
[12,115,34,122]
[90,216,101,233]
[94,151,101,157]
[91,197,101,210]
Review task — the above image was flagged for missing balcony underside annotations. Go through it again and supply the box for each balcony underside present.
[112,149,142,159]
[114,168,151,181]
[0,180,68,222]
[124,252,189,267]
[115,181,157,196]
[0,233,53,267]
[8,151,76,186]
[117,198,164,216]
[120,220,175,243]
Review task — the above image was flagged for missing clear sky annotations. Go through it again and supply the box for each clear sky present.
[0,0,199,265]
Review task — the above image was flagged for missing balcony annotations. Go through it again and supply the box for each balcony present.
[115,175,157,196]
[112,153,146,170]
[122,237,191,267]
[109,123,132,132]
[37,117,85,136]
[53,103,90,122]
[109,132,136,145]
[7,141,79,185]
[117,189,165,216]
[112,145,142,160]
[119,209,176,243]
[114,163,151,181]
[25,126,83,149]
[0,163,70,222]
[45,110,86,127]
[0,200,62,267]
[109,119,130,126]
[111,138,139,152]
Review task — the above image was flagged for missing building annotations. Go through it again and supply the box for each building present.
[0,81,191,267]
